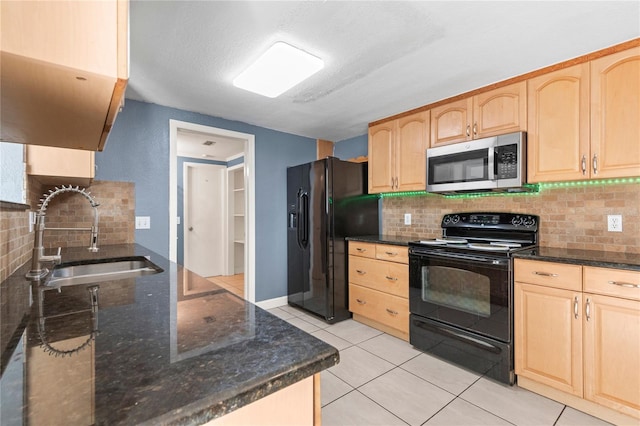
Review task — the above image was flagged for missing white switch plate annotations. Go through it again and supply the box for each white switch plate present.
[607,215,622,232]
[404,213,411,225]
[28,211,35,233]
[136,216,151,229]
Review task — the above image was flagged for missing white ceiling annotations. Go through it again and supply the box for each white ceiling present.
[127,1,639,150]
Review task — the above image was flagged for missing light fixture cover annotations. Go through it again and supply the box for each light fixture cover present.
[233,42,324,98]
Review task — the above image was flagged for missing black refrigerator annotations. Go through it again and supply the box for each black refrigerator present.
[287,157,380,323]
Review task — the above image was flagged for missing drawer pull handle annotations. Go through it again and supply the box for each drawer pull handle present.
[385,251,398,257]
[608,280,640,289]
[585,298,591,321]
[356,248,367,253]
[356,269,366,275]
[386,308,398,316]
[385,276,398,281]
[356,298,366,305]
[574,296,579,319]
[533,271,559,277]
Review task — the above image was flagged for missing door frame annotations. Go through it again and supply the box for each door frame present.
[183,161,226,277]
[169,120,256,303]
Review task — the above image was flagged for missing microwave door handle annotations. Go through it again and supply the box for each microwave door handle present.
[488,147,496,180]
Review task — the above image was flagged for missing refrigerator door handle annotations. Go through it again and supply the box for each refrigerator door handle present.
[297,189,309,249]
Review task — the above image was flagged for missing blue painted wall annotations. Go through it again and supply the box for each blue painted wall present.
[96,100,316,301]
[335,134,367,160]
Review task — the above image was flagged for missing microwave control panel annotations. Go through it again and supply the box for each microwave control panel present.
[495,144,518,179]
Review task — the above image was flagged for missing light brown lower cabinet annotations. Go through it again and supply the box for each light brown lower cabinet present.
[515,259,640,423]
[348,241,409,340]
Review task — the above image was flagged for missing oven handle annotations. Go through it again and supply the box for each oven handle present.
[410,250,509,266]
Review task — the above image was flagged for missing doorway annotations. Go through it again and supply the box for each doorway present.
[169,120,256,302]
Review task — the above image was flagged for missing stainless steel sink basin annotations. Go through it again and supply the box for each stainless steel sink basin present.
[45,256,163,288]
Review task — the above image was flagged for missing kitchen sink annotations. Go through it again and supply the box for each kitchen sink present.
[45,256,164,289]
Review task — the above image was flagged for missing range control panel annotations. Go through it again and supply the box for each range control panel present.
[442,212,538,230]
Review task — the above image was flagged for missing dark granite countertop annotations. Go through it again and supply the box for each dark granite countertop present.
[346,235,417,246]
[0,244,338,425]
[514,246,640,272]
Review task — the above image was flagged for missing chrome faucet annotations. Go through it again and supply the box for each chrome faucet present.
[26,185,100,281]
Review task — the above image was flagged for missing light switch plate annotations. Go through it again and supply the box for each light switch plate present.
[404,213,411,225]
[136,216,151,229]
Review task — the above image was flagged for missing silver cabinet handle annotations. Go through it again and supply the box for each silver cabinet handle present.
[608,280,640,289]
[473,122,477,136]
[466,124,471,137]
[385,251,398,257]
[585,298,591,321]
[356,248,367,253]
[385,276,398,281]
[574,296,579,319]
[592,154,598,175]
[386,308,398,316]
[533,271,559,277]
[581,155,587,175]
[356,298,366,305]
[188,226,193,231]
[356,269,366,275]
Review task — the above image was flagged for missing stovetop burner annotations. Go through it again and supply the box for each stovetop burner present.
[410,212,539,254]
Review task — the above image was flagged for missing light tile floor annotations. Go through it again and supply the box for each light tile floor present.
[267,305,613,426]
[207,273,244,298]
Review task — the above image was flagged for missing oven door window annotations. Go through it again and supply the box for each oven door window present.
[422,266,490,316]
[410,253,511,342]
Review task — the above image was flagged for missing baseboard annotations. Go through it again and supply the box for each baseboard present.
[255,296,288,310]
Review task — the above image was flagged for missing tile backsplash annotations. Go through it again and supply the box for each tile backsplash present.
[0,178,135,282]
[382,182,640,254]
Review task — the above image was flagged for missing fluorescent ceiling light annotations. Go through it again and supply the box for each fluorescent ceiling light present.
[233,42,324,98]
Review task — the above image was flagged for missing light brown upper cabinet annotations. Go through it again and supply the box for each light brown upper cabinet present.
[527,64,590,182]
[368,111,429,193]
[26,145,95,186]
[430,82,527,147]
[0,0,129,151]
[590,47,640,179]
[528,47,640,182]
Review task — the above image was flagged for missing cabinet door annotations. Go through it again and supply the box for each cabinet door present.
[591,47,640,179]
[473,82,527,138]
[430,98,473,146]
[26,145,95,184]
[583,293,640,418]
[527,64,590,183]
[368,121,395,193]
[515,282,583,396]
[396,111,429,191]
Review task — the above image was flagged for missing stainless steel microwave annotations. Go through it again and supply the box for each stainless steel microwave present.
[426,132,527,194]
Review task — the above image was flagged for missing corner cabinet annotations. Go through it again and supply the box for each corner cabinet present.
[515,259,640,423]
[0,0,129,151]
[527,47,640,182]
[368,111,429,194]
[430,82,527,147]
[348,241,409,340]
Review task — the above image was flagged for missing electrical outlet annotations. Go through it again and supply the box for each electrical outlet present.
[607,215,622,232]
[136,216,151,230]
[404,213,411,225]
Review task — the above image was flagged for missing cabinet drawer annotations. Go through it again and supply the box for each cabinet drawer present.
[584,267,640,301]
[348,241,376,259]
[349,284,409,334]
[349,256,408,298]
[375,244,408,264]
[514,259,582,291]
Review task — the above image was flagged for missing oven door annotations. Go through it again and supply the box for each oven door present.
[409,250,512,343]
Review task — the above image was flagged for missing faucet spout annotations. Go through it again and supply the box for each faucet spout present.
[26,185,100,281]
